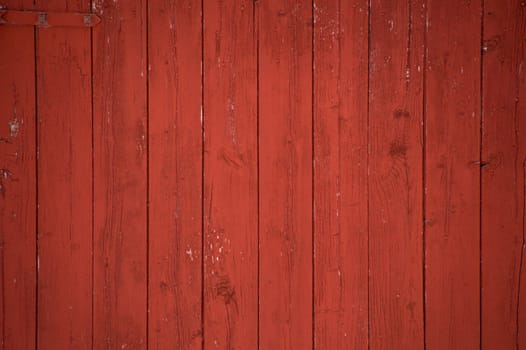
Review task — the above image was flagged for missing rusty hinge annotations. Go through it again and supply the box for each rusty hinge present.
[0,5,100,28]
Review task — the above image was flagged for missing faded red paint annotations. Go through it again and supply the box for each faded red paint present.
[0,0,525,349]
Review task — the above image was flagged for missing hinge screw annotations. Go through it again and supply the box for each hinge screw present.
[83,14,92,26]
[37,12,48,26]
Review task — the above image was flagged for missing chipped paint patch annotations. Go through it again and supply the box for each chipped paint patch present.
[8,118,19,137]
[186,246,195,261]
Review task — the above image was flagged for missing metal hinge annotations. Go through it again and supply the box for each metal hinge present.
[0,5,100,28]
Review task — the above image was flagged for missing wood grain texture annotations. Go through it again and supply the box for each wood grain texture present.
[425,0,481,349]
[2,1,526,349]
[258,0,312,349]
[147,0,202,348]
[368,0,425,348]
[313,0,369,349]
[92,0,148,348]
[0,0,36,347]
[481,0,526,348]
[36,0,92,348]
[203,0,258,349]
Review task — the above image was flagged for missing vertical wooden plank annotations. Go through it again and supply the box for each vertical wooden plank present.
[203,0,258,349]
[35,0,92,348]
[368,0,425,348]
[148,0,202,348]
[313,0,368,349]
[425,0,481,348]
[0,0,36,347]
[92,0,147,348]
[258,0,312,349]
[482,0,526,348]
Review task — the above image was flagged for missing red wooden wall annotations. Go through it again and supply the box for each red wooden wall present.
[0,0,525,349]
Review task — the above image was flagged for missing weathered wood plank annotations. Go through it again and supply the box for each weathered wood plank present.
[148,0,203,348]
[258,0,313,349]
[36,0,92,347]
[0,0,36,347]
[368,0,425,348]
[203,0,258,349]
[313,0,369,348]
[425,0,481,348]
[92,0,148,347]
[482,0,526,348]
